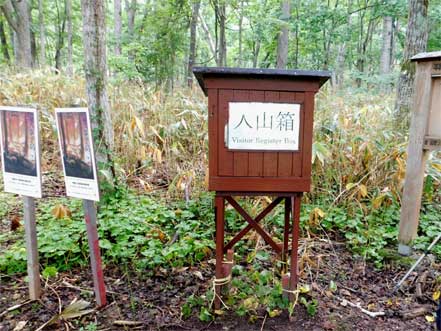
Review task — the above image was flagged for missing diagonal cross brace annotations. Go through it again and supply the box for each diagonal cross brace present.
[224,196,283,254]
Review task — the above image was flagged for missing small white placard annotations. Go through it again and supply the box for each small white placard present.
[0,107,42,198]
[55,108,100,202]
[228,102,301,151]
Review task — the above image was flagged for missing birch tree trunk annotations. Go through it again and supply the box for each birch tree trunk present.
[199,13,216,63]
[80,0,115,182]
[217,1,226,66]
[125,0,136,62]
[237,0,243,67]
[114,0,122,56]
[187,0,201,87]
[38,0,46,66]
[1,0,33,68]
[66,0,73,75]
[54,0,66,72]
[276,0,290,69]
[395,0,428,124]
[380,16,393,75]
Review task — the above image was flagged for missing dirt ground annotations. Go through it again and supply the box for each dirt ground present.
[1,241,439,331]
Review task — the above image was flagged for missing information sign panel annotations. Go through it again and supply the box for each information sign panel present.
[0,106,42,198]
[55,108,99,201]
[227,102,300,151]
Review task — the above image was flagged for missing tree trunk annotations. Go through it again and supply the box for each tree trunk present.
[114,0,122,56]
[252,40,260,68]
[80,0,115,183]
[54,0,66,72]
[125,0,136,62]
[380,16,393,75]
[38,0,46,66]
[66,0,73,75]
[217,1,226,66]
[0,19,10,63]
[334,0,353,89]
[1,0,33,68]
[276,0,290,69]
[187,0,200,87]
[395,0,429,123]
[199,13,216,63]
[237,0,243,67]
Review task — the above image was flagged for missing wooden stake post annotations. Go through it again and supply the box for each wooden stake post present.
[193,67,330,309]
[23,196,41,300]
[83,200,107,307]
[55,108,106,306]
[398,51,441,255]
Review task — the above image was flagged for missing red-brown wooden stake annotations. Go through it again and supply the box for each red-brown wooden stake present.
[83,199,106,307]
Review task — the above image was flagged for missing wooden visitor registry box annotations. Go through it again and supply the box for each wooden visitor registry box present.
[194,67,330,309]
[410,52,441,150]
[193,67,331,193]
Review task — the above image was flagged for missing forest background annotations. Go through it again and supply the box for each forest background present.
[1,0,441,328]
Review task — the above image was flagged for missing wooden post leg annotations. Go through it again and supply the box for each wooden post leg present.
[282,197,291,271]
[83,200,106,307]
[222,249,234,279]
[289,194,301,302]
[398,150,430,255]
[214,195,225,310]
[23,196,41,300]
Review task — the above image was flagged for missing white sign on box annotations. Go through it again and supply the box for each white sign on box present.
[227,102,301,151]
[0,106,42,198]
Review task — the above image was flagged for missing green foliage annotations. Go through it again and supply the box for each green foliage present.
[42,266,58,279]
[300,297,318,317]
[0,192,215,274]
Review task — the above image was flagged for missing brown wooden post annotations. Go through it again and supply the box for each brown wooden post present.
[398,52,441,255]
[83,199,107,307]
[23,196,41,300]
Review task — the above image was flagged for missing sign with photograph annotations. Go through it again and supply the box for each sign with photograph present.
[0,107,42,198]
[55,108,99,201]
[227,102,301,151]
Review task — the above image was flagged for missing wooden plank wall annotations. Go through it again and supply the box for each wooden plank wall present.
[215,89,306,178]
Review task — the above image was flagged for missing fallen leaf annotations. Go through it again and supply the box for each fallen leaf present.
[13,321,27,331]
[193,270,204,280]
[214,309,224,316]
[36,299,94,331]
[10,215,21,231]
[51,204,72,220]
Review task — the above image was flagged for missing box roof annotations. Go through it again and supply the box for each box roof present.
[193,67,331,95]
[411,51,441,62]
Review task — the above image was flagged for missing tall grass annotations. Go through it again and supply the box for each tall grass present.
[0,70,439,203]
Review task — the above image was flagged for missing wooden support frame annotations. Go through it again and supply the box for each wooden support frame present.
[213,193,302,309]
[398,52,441,255]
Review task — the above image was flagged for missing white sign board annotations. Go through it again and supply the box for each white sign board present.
[0,107,42,198]
[55,108,100,201]
[227,102,301,151]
